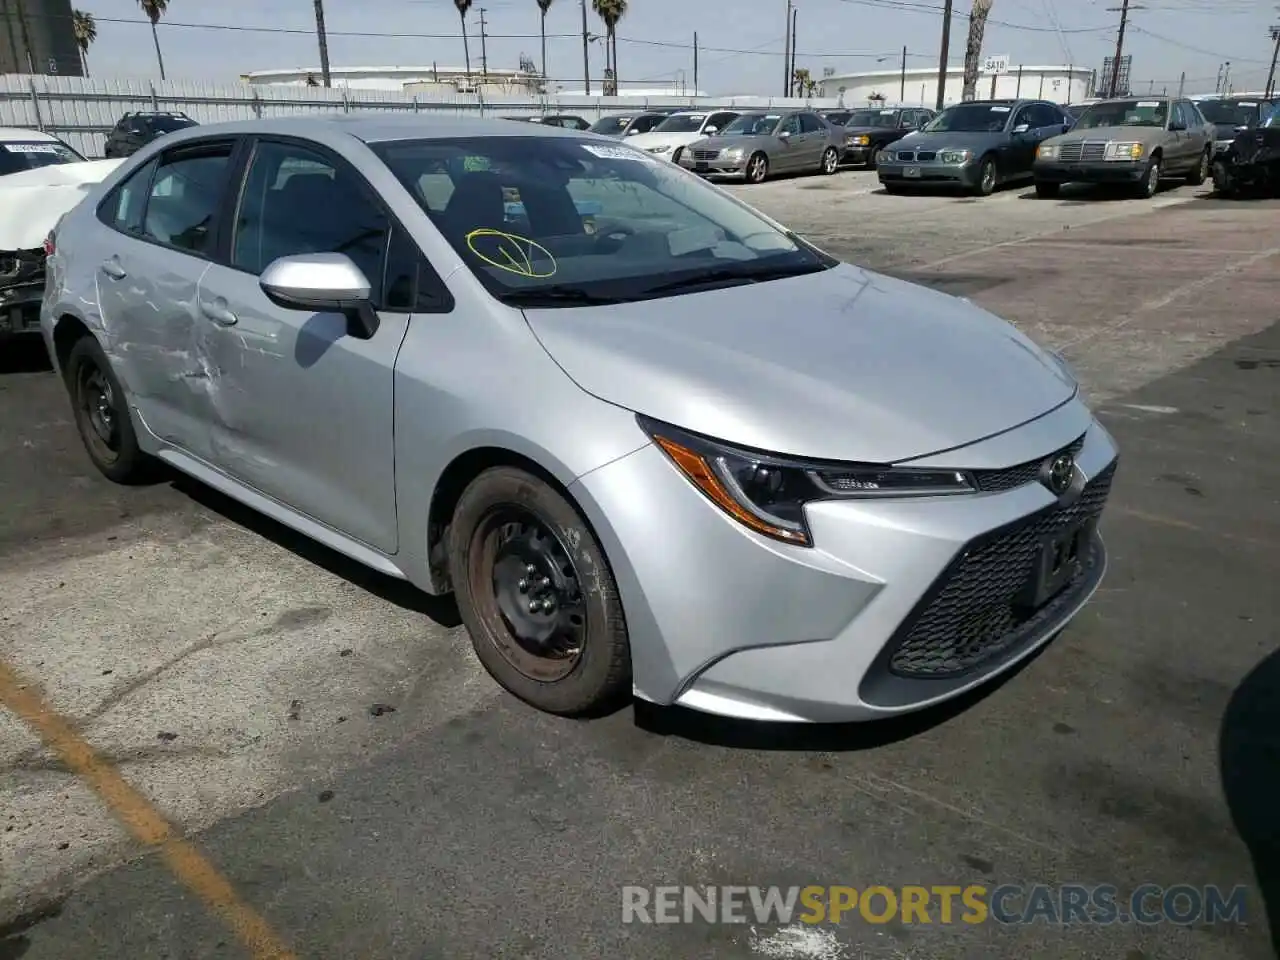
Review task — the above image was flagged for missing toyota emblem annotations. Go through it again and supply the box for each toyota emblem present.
[1043,453,1075,496]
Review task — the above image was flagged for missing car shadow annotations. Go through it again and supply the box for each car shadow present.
[1219,645,1280,955]
[0,334,52,375]
[632,638,1048,751]
[1016,182,1205,204]
[170,473,461,628]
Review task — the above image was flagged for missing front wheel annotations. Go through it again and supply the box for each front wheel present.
[972,156,997,196]
[1187,149,1210,186]
[745,152,769,184]
[1135,158,1161,199]
[1034,181,1061,199]
[448,467,631,717]
[820,147,839,175]
[1213,159,1235,197]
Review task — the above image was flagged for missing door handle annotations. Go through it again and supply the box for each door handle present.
[200,301,238,326]
[100,259,126,280]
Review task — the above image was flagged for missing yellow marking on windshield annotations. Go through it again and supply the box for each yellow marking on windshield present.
[465,228,557,278]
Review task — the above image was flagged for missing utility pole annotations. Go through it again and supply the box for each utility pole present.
[1268,26,1280,99]
[693,32,699,94]
[580,0,590,95]
[1105,1,1144,98]
[478,7,489,78]
[782,2,791,95]
[1222,61,1231,95]
[790,8,798,96]
[935,0,953,110]
[900,45,907,101]
[313,0,331,88]
[1177,70,1185,98]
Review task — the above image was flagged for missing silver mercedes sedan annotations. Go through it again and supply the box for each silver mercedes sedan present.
[41,115,1118,724]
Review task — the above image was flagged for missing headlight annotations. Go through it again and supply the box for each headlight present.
[721,146,743,160]
[847,135,871,146]
[877,150,893,164]
[1037,143,1059,160]
[1104,141,1144,161]
[939,149,972,164]
[639,416,977,547]
[646,144,671,154]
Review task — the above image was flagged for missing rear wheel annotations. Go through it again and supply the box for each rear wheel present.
[1034,181,1061,199]
[820,147,840,175]
[65,335,154,484]
[972,155,998,196]
[448,467,631,717]
[745,152,769,184]
[1187,149,1210,186]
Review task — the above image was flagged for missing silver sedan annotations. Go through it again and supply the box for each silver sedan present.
[42,115,1118,723]
[677,110,843,183]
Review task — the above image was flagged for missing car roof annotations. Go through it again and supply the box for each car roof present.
[128,113,600,146]
[0,127,60,142]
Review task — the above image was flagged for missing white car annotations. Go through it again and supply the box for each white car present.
[624,109,742,164]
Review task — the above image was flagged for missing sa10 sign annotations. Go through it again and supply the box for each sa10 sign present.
[983,55,1011,74]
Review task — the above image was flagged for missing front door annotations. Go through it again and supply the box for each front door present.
[194,137,409,553]
[798,112,829,169]
[95,140,239,460]
[1004,105,1040,177]
[774,114,805,171]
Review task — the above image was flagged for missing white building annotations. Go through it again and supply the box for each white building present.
[818,65,1094,108]
[241,65,542,96]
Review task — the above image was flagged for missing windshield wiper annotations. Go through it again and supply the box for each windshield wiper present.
[638,261,829,297]
[501,286,627,307]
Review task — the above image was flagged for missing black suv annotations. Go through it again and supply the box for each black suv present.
[103,112,199,159]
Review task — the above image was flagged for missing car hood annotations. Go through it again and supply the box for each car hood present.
[625,130,707,150]
[1043,124,1165,146]
[523,263,1076,463]
[888,130,1007,152]
[842,125,899,137]
[691,135,770,152]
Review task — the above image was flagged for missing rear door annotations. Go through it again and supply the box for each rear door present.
[774,113,805,170]
[799,112,829,168]
[94,139,240,459]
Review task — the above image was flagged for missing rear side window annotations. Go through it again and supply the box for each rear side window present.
[141,146,234,255]
[799,113,825,133]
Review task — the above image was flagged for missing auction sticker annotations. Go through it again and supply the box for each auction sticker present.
[582,144,657,163]
[3,143,61,153]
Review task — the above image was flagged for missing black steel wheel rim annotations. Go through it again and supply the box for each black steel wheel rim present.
[470,506,587,682]
[75,361,120,461]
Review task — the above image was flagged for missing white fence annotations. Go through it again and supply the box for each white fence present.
[0,75,840,158]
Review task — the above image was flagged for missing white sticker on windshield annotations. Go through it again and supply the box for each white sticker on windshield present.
[881,110,895,115]
[991,106,1011,112]
[1137,101,1159,108]
[581,143,657,163]
[2,143,61,153]
[1240,101,1258,107]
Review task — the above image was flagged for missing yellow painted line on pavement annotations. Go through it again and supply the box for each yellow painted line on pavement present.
[0,659,298,960]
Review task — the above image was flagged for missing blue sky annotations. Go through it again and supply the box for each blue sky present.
[77,0,1277,95]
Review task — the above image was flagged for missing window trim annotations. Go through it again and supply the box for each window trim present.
[94,137,242,261]
[220,133,454,315]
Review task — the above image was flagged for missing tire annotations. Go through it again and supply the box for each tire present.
[1212,159,1234,197]
[1034,181,1060,199]
[671,146,684,165]
[448,466,631,717]
[1187,149,1210,186]
[866,148,879,171]
[745,152,769,184]
[820,146,840,175]
[65,334,154,484]
[972,155,998,196]
[882,182,907,195]
[1135,157,1161,199]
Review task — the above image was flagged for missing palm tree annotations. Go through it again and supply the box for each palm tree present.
[961,0,993,102]
[454,0,473,81]
[137,0,169,80]
[72,9,97,77]
[536,0,553,80]
[591,0,626,93]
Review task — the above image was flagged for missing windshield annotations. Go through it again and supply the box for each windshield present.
[588,116,630,135]
[722,114,780,136]
[1074,100,1169,129]
[0,140,84,175]
[1197,100,1262,127]
[148,116,197,133]
[848,109,900,128]
[922,104,1013,133]
[373,136,831,306]
[654,114,706,133]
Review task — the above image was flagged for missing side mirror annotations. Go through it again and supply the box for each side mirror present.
[778,130,792,139]
[1013,124,1031,135]
[260,253,380,340]
[704,126,718,135]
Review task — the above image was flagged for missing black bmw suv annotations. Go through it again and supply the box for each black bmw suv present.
[103,111,199,159]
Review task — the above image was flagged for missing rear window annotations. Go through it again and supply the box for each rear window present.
[0,140,83,175]
[146,116,198,133]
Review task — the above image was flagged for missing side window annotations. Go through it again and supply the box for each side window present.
[383,225,451,313]
[98,157,157,233]
[778,114,802,136]
[1183,101,1205,127]
[1012,106,1035,130]
[140,145,234,255]
[1171,102,1187,129]
[708,112,737,132]
[231,139,389,305]
[799,113,824,133]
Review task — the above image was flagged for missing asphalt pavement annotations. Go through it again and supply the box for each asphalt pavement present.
[1,178,1277,960]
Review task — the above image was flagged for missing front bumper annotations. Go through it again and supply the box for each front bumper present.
[571,398,1119,723]
[841,145,873,165]
[1034,160,1146,184]
[677,153,747,178]
[0,249,47,335]
[878,159,980,187]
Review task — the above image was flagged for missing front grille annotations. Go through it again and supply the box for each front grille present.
[1057,141,1106,162]
[895,151,915,162]
[1081,142,1107,161]
[972,435,1086,494]
[886,462,1116,679]
[1058,141,1083,162]
[915,151,937,162]
[693,150,719,161]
